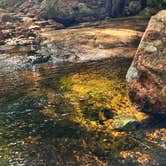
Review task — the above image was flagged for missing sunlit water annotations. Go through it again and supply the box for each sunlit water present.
[0,51,166,166]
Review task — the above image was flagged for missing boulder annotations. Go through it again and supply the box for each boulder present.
[40,18,145,62]
[39,0,106,25]
[126,10,166,114]
[40,0,76,25]
[129,1,142,15]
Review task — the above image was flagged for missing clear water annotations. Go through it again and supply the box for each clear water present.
[0,51,166,166]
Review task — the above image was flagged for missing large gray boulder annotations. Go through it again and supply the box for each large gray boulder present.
[40,0,75,25]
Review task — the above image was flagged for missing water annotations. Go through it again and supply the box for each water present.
[0,51,166,166]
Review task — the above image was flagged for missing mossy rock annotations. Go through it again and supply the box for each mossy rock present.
[112,115,139,131]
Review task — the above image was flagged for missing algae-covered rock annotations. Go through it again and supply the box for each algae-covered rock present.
[112,115,139,131]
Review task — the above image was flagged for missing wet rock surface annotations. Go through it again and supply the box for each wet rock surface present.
[127,10,166,114]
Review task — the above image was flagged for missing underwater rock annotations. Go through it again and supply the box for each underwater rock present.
[127,10,166,114]
[112,115,139,131]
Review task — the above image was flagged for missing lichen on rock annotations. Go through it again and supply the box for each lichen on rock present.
[127,10,166,114]
[126,65,138,82]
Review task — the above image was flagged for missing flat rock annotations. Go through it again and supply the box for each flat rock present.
[40,18,147,62]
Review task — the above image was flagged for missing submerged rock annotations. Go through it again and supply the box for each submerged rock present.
[126,10,166,114]
[112,115,139,131]
[27,47,51,64]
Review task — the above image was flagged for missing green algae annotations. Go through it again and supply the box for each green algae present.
[0,60,166,165]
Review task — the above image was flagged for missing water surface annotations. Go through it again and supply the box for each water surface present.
[0,52,166,166]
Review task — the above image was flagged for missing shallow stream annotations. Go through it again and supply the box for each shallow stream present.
[0,50,166,165]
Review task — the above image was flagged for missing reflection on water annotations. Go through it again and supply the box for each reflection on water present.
[0,54,166,166]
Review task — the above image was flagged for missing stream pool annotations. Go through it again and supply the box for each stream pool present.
[0,52,166,166]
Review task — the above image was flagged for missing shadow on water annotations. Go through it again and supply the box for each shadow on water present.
[0,56,166,165]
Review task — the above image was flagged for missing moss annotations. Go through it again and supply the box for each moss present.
[59,76,72,91]
[58,69,136,132]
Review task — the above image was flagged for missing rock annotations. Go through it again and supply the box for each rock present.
[35,20,50,27]
[139,7,158,18]
[144,44,157,53]
[126,66,138,82]
[6,37,34,46]
[0,0,163,25]
[112,115,139,131]
[44,21,65,30]
[40,0,76,25]
[1,0,165,25]
[27,54,51,64]
[0,14,12,22]
[28,25,41,31]
[126,10,166,114]
[5,22,16,29]
[39,0,106,25]
[0,30,4,41]
[1,29,13,38]
[27,47,51,64]
[40,18,146,62]
[0,44,15,53]
[76,3,93,16]
[129,1,142,15]
[47,19,64,29]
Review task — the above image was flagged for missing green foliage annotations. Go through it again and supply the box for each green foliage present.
[153,0,166,7]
